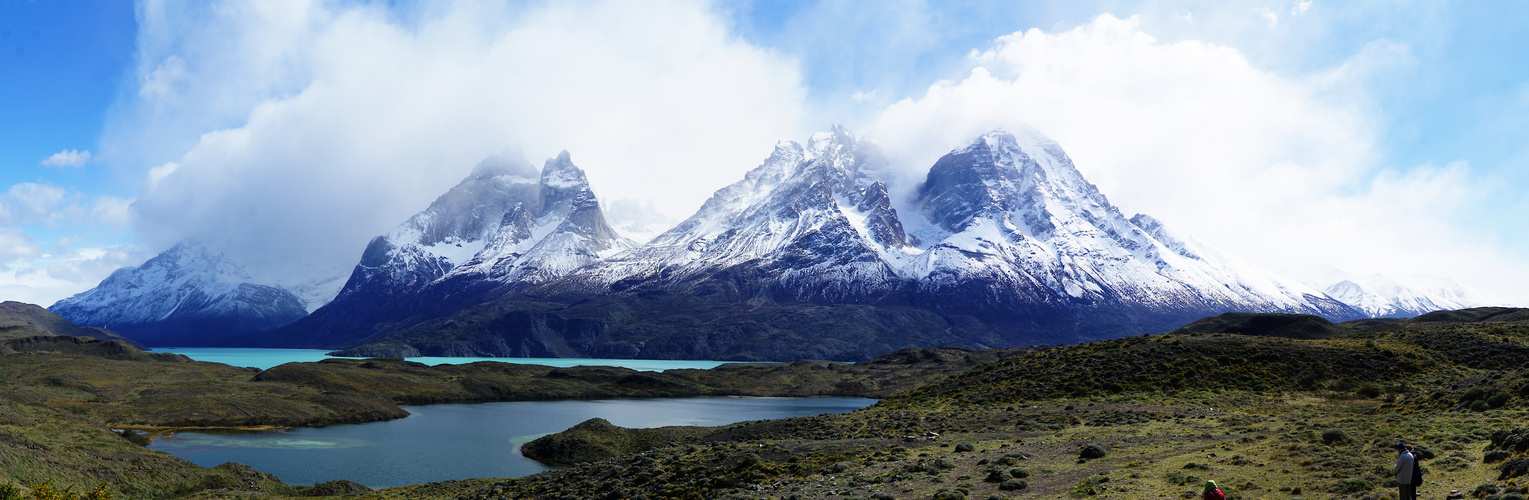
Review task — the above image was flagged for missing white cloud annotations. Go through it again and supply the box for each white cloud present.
[1293,1,1313,16]
[0,244,146,308]
[116,0,807,284]
[0,228,42,262]
[1,182,134,228]
[2,183,70,224]
[869,13,1525,300]
[40,149,92,168]
[1260,7,1279,27]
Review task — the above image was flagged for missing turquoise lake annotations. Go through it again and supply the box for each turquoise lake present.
[148,396,876,488]
[153,347,748,371]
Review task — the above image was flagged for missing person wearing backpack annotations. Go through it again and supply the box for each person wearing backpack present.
[1393,442,1416,500]
[1203,480,1226,500]
[1407,444,1423,499]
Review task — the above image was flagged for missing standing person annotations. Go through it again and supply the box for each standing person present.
[1407,444,1423,499]
[1394,442,1416,500]
[1203,480,1226,500]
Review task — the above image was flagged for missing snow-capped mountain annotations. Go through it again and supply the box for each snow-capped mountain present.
[48,242,308,346]
[267,151,632,348]
[569,125,912,302]
[1303,270,1502,318]
[901,129,1357,327]
[330,127,1363,359]
[577,127,1354,324]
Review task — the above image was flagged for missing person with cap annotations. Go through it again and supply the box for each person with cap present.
[1203,480,1226,500]
[1394,442,1416,500]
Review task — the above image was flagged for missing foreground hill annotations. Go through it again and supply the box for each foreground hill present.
[0,301,139,346]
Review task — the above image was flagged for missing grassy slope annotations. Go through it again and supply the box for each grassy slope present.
[8,310,1529,499]
[0,338,1012,498]
[0,301,139,346]
[388,311,1529,500]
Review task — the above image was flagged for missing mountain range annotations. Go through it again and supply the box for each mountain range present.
[48,127,1494,360]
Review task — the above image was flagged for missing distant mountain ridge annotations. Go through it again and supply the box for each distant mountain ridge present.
[1302,269,1501,318]
[48,243,307,346]
[319,127,1363,360]
[56,126,1399,358]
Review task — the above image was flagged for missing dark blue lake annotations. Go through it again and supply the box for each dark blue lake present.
[149,396,876,487]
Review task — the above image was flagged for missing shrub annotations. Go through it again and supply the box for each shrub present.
[984,470,1010,483]
[1472,400,1493,412]
[936,457,956,469]
[1501,457,1529,480]
[1322,428,1351,445]
[1009,468,1030,479]
[1080,443,1107,460]
[1492,428,1529,452]
[1503,493,1528,500]
[932,488,967,500]
[1463,387,1489,401]
[1489,393,1513,408]
[998,480,1028,491]
[1473,483,1500,496]
[955,442,976,452]
[0,484,20,500]
[1487,451,1514,463]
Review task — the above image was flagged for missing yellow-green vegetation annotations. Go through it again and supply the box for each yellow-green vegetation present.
[377,309,1529,499]
[0,334,1014,498]
[7,308,1529,499]
[254,346,1024,404]
[0,301,138,347]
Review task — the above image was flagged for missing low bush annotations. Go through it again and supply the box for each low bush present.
[998,480,1028,491]
[1080,443,1107,459]
[1322,428,1350,444]
[1500,457,1529,480]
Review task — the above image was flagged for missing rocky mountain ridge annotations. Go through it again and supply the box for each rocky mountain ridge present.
[56,126,1493,358]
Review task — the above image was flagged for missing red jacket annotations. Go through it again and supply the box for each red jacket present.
[1204,488,1226,500]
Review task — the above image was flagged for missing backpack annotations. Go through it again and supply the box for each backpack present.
[1410,451,1423,486]
[1204,488,1227,500]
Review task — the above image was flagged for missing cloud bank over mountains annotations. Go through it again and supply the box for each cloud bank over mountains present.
[5,1,1524,307]
[864,14,1516,303]
[114,0,806,285]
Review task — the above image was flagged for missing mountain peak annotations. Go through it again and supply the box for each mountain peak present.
[541,151,589,190]
[467,151,538,181]
[807,125,857,159]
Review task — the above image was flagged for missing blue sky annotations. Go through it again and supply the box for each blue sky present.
[2,0,1526,307]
